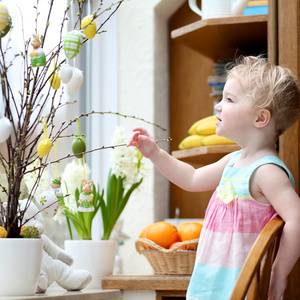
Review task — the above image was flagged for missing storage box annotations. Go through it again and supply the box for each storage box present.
[243,1,268,15]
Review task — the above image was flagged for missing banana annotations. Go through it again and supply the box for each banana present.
[188,115,218,135]
[201,134,236,146]
[196,119,217,135]
[179,135,206,150]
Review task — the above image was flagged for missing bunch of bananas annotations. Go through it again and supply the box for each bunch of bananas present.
[178,115,236,150]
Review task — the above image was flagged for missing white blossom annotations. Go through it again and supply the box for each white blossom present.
[61,159,91,214]
[23,160,53,197]
[110,125,148,188]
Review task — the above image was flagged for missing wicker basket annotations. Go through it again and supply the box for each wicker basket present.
[135,238,198,275]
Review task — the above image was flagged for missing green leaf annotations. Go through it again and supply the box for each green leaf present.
[116,178,143,221]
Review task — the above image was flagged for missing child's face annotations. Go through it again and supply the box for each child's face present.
[214,76,257,143]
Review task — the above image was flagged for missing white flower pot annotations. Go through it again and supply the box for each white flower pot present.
[64,240,116,289]
[0,238,43,296]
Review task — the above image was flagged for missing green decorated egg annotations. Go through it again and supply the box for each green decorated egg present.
[63,30,84,59]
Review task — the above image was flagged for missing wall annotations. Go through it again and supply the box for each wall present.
[117,0,184,275]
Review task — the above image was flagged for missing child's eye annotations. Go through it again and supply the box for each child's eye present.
[227,98,234,103]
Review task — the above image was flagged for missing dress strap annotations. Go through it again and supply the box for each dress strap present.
[248,155,295,188]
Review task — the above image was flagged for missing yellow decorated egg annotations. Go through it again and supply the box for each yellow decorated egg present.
[63,30,84,59]
[38,139,52,157]
[0,4,10,32]
[81,16,97,39]
[49,72,61,90]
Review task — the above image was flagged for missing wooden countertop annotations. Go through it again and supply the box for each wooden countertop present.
[102,275,191,291]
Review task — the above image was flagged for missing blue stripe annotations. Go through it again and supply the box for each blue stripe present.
[187,262,240,300]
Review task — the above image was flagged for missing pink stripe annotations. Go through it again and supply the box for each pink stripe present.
[195,229,258,268]
[203,191,277,234]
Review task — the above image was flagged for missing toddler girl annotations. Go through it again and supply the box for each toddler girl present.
[127,56,300,300]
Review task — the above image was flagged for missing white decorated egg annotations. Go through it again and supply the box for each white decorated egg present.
[63,30,84,59]
[0,4,10,32]
[0,117,12,143]
[61,65,73,83]
[39,190,58,218]
[66,68,83,94]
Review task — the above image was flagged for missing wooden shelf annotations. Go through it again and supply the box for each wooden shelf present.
[168,5,268,218]
[171,15,268,59]
[172,145,241,166]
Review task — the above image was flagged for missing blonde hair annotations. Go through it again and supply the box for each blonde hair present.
[227,56,300,136]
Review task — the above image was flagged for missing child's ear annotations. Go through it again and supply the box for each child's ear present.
[254,108,271,128]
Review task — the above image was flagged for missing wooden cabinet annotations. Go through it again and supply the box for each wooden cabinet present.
[169,4,268,219]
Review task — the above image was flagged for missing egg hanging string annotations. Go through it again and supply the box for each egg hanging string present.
[42,117,48,140]
[82,152,86,181]
[55,139,58,178]
[76,117,86,180]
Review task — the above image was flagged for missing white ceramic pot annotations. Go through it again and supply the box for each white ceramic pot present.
[64,240,116,289]
[0,238,43,296]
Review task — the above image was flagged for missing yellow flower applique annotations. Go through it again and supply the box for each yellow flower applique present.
[218,179,235,204]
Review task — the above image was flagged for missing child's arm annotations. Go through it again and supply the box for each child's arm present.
[128,127,232,192]
[253,164,300,299]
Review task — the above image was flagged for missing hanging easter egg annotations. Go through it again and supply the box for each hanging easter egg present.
[0,117,12,143]
[63,30,84,59]
[81,16,97,39]
[49,71,61,90]
[30,34,46,67]
[38,139,52,157]
[72,137,86,158]
[61,65,73,83]
[0,4,10,32]
[0,15,11,38]
[39,190,58,218]
[38,117,52,157]
[66,68,83,94]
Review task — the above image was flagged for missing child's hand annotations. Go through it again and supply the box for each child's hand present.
[127,127,159,159]
[268,271,287,300]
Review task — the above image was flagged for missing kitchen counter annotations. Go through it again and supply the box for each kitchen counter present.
[102,274,191,299]
[102,274,190,291]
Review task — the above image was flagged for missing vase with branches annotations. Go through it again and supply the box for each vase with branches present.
[0,0,168,241]
[0,0,127,238]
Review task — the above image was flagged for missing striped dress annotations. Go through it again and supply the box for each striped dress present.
[186,150,294,300]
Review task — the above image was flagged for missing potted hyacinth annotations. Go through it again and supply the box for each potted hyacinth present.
[63,126,146,241]
[63,126,147,288]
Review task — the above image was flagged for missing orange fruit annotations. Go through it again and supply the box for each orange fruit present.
[176,222,203,241]
[139,221,180,248]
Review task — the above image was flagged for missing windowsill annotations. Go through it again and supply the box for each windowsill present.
[0,285,121,300]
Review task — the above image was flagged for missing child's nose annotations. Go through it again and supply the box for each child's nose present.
[214,101,221,111]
